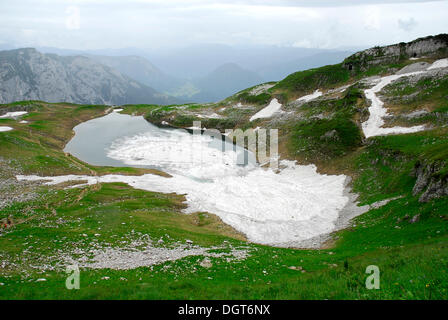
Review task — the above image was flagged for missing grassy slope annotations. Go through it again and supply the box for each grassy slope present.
[1,56,448,299]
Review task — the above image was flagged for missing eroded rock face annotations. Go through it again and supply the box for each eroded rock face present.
[320,129,339,141]
[0,103,35,116]
[343,34,448,71]
[413,160,448,202]
[0,48,177,105]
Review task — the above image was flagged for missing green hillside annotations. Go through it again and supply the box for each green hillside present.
[1,35,447,299]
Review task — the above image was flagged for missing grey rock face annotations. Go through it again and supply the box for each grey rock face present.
[85,54,184,93]
[396,62,430,74]
[410,214,420,224]
[343,34,448,71]
[413,160,448,202]
[320,129,340,141]
[0,48,178,105]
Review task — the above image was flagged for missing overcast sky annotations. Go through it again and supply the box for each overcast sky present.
[0,0,447,50]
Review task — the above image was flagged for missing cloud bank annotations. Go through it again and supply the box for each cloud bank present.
[0,0,446,50]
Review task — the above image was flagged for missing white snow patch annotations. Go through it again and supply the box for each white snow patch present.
[250,98,283,121]
[0,126,14,132]
[0,111,28,119]
[19,120,29,124]
[427,58,448,70]
[296,90,323,102]
[107,129,253,180]
[113,108,124,112]
[17,160,350,245]
[362,71,426,138]
[196,113,222,119]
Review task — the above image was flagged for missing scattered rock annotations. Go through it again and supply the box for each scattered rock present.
[200,258,213,269]
[410,214,421,224]
[404,110,428,119]
[288,266,303,271]
[320,129,339,141]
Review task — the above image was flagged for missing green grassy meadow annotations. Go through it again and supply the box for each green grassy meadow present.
[0,96,447,300]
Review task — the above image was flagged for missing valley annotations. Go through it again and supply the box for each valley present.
[0,34,447,300]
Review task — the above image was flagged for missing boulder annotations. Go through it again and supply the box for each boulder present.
[320,129,339,141]
[413,160,448,202]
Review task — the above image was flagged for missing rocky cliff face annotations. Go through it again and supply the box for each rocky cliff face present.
[0,48,178,105]
[343,34,448,72]
[413,160,448,202]
[85,54,184,93]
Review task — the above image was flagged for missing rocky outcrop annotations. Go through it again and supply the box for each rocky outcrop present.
[0,103,37,115]
[320,129,340,141]
[412,160,448,202]
[0,48,178,105]
[343,34,448,72]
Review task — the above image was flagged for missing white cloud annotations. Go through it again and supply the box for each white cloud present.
[363,5,381,30]
[65,6,81,30]
[398,17,418,31]
[292,39,313,48]
[0,0,446,50]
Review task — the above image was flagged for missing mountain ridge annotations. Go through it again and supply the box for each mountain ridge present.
[0,48,179,105]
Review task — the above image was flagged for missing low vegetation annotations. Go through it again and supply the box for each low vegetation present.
[1,46,447,299]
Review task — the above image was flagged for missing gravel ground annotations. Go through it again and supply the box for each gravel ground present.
[1,232,251,274]
[0,157,40,209]
[61,239,250,270]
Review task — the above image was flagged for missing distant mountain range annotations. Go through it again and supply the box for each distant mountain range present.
[85,54,265,103]
[0,48,178,105]
[81,46,353,103]
[189,63,264,103]
[85,54,183,94]
[0,45,354,105]
[142,44,354,80]
[255,50,353,81]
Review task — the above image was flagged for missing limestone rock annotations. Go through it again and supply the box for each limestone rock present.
[0,48,177,105]
[413,160,448,202]
[200,258,213,269]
